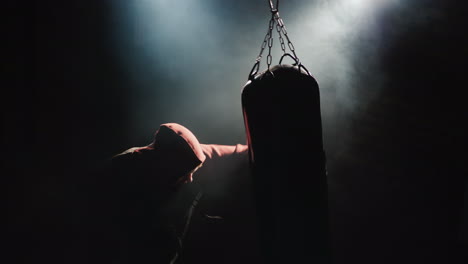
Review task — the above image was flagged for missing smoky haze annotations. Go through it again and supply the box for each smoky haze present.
[107,2,467,261]
[106,0,402,207]
[109,0,395,150]
[14,0,467,263]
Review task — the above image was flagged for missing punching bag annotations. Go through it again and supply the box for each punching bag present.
[241,2,331,263]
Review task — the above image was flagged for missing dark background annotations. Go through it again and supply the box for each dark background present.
[6,0,468,263]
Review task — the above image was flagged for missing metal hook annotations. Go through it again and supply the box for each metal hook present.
[299,63,312,77]
[279,53,299,66]
[248,60,260,81]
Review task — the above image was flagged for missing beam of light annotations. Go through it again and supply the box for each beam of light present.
[289,0,401,105]
[274,0,402,153]
[110,0,250,144]
[109,0,401,146]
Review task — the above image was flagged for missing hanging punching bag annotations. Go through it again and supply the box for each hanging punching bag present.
[241,2,331,263]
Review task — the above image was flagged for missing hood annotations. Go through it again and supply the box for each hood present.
[153,123,206,166]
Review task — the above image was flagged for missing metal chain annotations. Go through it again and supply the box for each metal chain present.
[275,13,299,63]
[267,0,299,65]
[249,0,306,79]
[251,15,275,78]
[276,16,286,54]
[254,25,271,65]
[269,0,279,13]
[266,15,275,70]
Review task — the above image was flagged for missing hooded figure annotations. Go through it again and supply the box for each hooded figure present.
[112,123,207,196]
[93,123,260,264]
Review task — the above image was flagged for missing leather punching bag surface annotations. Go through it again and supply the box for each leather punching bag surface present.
[242,64,330,263]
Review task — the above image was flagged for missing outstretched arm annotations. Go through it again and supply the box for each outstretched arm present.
[200,144,248,160]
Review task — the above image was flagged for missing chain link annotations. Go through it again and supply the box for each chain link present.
[249,0,304,79]
[266,15,275,70]
[275,14,298,61]
[269,0,279,13]
[255,29,269,63]
[276,18,286,54]
[254,15,276,71]
[268,0,299,63]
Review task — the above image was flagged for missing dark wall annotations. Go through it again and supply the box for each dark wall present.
[328,2,468,263]
[7,0,468,263]
[8,1,132,263]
